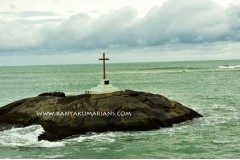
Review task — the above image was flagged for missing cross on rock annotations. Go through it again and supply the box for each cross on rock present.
[99,53,109,79]
[85,52,121,94]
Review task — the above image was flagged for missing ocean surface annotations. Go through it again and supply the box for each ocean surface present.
[0,60,240,158]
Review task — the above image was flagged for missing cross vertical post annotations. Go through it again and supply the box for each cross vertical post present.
[99,53,109,79]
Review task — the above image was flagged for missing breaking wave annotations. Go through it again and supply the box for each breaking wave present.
[63,132,116,144]
[0,125,64,148]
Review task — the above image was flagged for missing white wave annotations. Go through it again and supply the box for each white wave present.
[0,125,64,148]
[218,65,240,69]
[43,155,65,158]
[211,140,232,144]
[211,104,239,113]
[64,132,116,144]
[200,103,240,127]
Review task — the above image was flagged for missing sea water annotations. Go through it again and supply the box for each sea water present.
[0,60,240,158]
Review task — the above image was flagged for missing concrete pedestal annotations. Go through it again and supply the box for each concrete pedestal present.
[85,79,121,94]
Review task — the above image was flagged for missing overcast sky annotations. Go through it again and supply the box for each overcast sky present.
[0,0,240,66]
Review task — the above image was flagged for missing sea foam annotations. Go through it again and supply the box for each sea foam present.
[63,132,116,144]
[0,125,64,148]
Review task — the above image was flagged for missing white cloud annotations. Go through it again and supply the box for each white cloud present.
[0,22,43,52]
[0,0,240,65]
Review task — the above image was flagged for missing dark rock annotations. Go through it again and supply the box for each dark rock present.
[0,90,202,141]
[38,92,65,97]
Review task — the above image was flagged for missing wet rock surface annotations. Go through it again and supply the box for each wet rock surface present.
[0,90,202,141]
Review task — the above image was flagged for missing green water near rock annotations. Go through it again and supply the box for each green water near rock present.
[0,60,240,158]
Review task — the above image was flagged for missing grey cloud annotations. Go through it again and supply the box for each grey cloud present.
[0,0,240,54]
[0,11,62,24]
[19,11,58,17]
[41,7,138,50]
[136,0,231,44]
[0,12,14,15]
[17,18,65,24]
[0,11,58,19]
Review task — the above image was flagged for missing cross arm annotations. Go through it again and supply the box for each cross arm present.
[99,58,109,60]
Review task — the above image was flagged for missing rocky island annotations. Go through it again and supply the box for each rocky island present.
[0,90,202,141]
[0,54,203,141]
